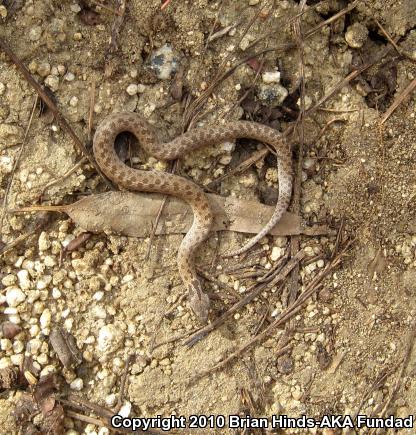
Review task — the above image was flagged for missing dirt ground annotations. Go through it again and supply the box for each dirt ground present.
[1,0,416,434]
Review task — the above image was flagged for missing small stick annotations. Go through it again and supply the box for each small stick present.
[107,0,126,53]
[88,80,96,142]
[380,78,416,125]
[0,213,51,257]
[206,148,268,189]
[185,250,305,346]
[115,354,135,413]
[39,157,87,198]
[160,0,173,10]
[191,238,353,379]
[0,37,112,189]
[370,320,416,433]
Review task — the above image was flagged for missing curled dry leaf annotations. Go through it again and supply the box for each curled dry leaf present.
[49,327,82,369]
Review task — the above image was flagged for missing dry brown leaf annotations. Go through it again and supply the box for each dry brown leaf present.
[19,192,332,238]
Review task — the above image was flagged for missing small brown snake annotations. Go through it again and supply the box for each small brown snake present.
[93,112,292,323]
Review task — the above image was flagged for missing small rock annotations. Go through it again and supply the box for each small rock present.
[249,0,260,4]
[150,44,179,80]
[37,353,48,365]
[292,387,303,401]
[302,157,316,174]
[44,75,60,92]
[28,338,42,355]
[0,339,12,351]
[17,270,31,290]
[44,256,57,267]
[262,70,281,84]
[29,26,42,42]
[0,5,7,19]
[118,401,132,418]
[92,306,107,319]
[105,394,117,407]
[40,309,52,329]
[70,4,82,13]
[345,23,368,49]
[271,246,284,261]
[57,65,66,75]
[0,82,5,95]
[38,231,51,251]
[37,62,51,78]
[239,172,257,187]
[126,84,138,95]
[69,96,78,107]
[0,357,12,369]
[97,324,124,353]
[64,72,75,81]
[0,155,13,173]
[52,287,62,299]
[257,83,288,107]
[70,378,84,391]
[11,354,24,366]
[6,287,26,307]
[13,340,24,353]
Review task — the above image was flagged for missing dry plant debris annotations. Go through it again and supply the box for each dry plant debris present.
[0,0,416,433]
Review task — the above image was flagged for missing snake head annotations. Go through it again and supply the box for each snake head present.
[188,281,210,324]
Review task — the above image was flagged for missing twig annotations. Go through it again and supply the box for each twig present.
[88,80,96,142]
[191,238,353,379]
[108,0,126,52]
[380,78,416,125]
[161,0,173,11]
[115,354,135,413]
[0,37,112,189]
[206,148,268,189]
[369,320,416,435]
[185,250,305,346]
[312,117,347,144]
[39,157,87,198]
[0,213,51,257]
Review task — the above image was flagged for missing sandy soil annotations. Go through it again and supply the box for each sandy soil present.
[0,0,416,434]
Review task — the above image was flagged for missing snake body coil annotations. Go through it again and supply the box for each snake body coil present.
[93,112,292,322]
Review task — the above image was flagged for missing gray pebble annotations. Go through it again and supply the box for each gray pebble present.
[44,75,60,92]
[64,72,75,81]
[257,83,288,107]
[126,84,138,96]
[345,23,368,49]
[150,44,179,80]
[29,26,42,42]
